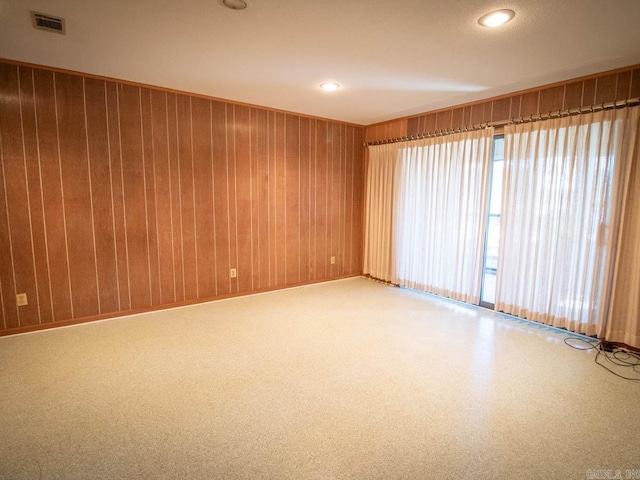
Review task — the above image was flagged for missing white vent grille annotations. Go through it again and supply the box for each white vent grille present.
[32,12,66,34]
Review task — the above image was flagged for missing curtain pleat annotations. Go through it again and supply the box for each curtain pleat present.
[394,131,493,303]
[364,129,493,303]
[496,107,640,336]
[363,144,400,281]
[606,109,640,348]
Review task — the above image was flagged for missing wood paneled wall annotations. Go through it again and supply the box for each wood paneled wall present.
[366,65,640,143]
[0,62,364,335]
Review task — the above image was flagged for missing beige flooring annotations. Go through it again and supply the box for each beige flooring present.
[1,277,639,479]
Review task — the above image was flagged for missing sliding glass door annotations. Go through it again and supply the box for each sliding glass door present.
[480,135,504,308]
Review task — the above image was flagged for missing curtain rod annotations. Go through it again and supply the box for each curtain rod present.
[363,97,640,147]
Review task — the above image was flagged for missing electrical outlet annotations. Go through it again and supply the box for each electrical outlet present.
[230,268,237,278]
[330,256,336,264]
[16,293,28,306]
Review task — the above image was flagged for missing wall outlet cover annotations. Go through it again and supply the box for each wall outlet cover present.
[16,293,28,306]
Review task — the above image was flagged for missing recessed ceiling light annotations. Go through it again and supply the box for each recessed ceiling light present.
[222,0,247,10]
[478,9,515,27]
[320,82,340,91]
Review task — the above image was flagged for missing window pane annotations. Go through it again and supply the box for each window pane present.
[481,272,496,304]
[489,160,503,215]
[493,136,504,161]
[485,216,500,270]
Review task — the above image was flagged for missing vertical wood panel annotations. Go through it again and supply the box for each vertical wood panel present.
[308,120,318,279]
[0,64,22,328]
[299,117,311,282]
[249,108,261,289]
[166,93,184,301]
[344,125,354,274]
[33,69,72,322]
[84,77,119,314]
[315,120,328,280]
[105,82,130,312]
[491,98,511,122]
[274,112,286,286]
[13,67,43,326]
[462,106,472,127]
[150,90,176,304]
[616,71,631,101]
[0,136,11,329]
[582,79,596,105]
[337,123,345,275]
[56,73,99,319]
[389,119,404,139]
[256,108,270,289]
[372,124,380,142]
[451,108,464,130]
[538,86,564,114]
[520,92,539,117]
[285,114,301,284]
[436,110,453,131]
[227,105,239,293]
[19,68,53,323]
[595,74,617,104]
[367,125,375,143]
[140,88,161,307]
[564,82,583,109]
[470,103,485,125]
[330,123,341,277]
[326,122,335,278]
[481,102,494,123]
[3,66,41,327]
[176,95,198,300]
[118,84,151,310]
[509,95,522,119]
[630,69,640,99]
[341,124,349,275]
[352,127,364,273]
[424,114,436,133]
[211,100,230,295]
[234,105,253,292]
[401,118,408,137]
[192,97,216,298]
[406,117,420,136]
[268,111,277,286]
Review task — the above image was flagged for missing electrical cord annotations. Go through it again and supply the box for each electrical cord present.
[564,336,640,382]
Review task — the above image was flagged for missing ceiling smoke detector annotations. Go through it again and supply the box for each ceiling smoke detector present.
[222,0,247,10]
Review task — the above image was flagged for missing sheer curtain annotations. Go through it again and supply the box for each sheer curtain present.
[394,131,493,303]
[363,143,400,282]
[496,107,640,336]
[607,109,640,348]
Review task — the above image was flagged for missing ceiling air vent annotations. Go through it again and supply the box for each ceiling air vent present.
[31,12,66,34]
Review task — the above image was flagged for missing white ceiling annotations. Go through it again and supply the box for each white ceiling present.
[2,0,640,125]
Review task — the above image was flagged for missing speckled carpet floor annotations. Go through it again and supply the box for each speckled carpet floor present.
[1,277,639,479]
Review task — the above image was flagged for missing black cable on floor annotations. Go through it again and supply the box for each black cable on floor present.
[563,337,640,382]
